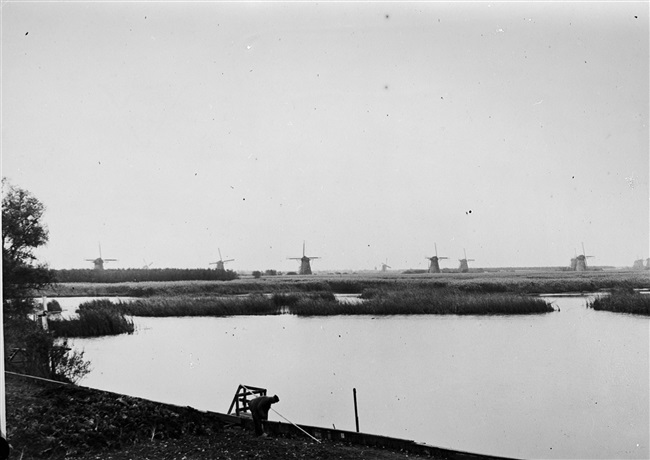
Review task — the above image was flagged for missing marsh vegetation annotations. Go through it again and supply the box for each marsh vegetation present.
[588,289,650,315]
[44,269,649,299]
[48,299,135,337]
[50,288,553,336]
[43,270,649,336]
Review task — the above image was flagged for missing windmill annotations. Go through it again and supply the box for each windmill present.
[209,249,234,271]
[288,241,320,275]
[142,259,154,269]
[458,248,474,273]
[85,243,117,270]
[426,243,448,274]
[575,243,594,272]
[380,259,391,272]
[570,249,578,271]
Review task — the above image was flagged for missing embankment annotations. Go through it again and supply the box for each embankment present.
[5,372,517,460]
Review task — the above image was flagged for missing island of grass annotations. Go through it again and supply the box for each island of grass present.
[48,299,135,337]
[43,270,650,337]
[48,287,554,338]
[44,269,649,298]
[121,288,554,317]
[588,288,650,315]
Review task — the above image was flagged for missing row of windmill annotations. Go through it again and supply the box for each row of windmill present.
[280,242,478,275]
[86,242,619,274]
[83,241,469,274]
[380,244,473,273]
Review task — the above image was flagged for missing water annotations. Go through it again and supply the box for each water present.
[69,295,649,459]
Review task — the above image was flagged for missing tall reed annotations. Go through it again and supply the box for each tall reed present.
[48,289,553,332]
[49,299,134,337]
[293,288,553,316]
[121,294,280,317]
[588,289,650,315]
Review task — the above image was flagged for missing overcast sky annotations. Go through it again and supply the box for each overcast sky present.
[2,1,648,271]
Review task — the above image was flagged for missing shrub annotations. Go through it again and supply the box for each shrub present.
[46,299,62,312]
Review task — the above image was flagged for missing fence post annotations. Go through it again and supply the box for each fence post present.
[353,388,359,433]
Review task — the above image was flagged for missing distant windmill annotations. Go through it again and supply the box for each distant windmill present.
[380,259,391,272]
[288,241,320,275]
[458,248,474,273]
[209,248,234,271]
[85,243,117,270]
[142,259,154,269]
[575,243,594,272]
[570,249,578,271]
[632,259,645,270]
[426,243,448,274]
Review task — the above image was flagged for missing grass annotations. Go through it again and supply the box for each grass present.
[120,291,337,317]
[48,299,135,337]
[588,289,650,315]
[122,294,279,317]
[66,288,553,322]
[292,287,554,316]
[40,269,649,299]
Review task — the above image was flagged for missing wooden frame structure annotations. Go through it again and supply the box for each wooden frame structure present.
[227,384,267,416]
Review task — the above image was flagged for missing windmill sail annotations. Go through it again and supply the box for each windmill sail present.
[288,241,319,275]
[85,243,116,270]
[426,243,448,273]
[210,248,234,271]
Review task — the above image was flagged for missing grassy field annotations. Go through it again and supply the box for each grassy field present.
[42,269,649,298]
[41,269,648,335]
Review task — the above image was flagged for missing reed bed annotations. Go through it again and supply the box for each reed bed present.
[122,294,279,317]
[588,289,650,315]
[293,288,553,316]
[75,289,552,322]
[49,300,134,337]
[121,291,339,317]
[42,270,649,299]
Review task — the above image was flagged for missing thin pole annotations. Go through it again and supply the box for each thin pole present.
[271,408,321,443]
[353,388,359,433]
[1,298,9,459]
[1,303,5,436]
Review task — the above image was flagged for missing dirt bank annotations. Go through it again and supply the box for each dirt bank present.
[5,372,440,460]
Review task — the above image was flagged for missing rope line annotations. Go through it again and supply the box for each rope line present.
[271,408,321,444]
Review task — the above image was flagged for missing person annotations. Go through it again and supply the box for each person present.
[248,394,279,437]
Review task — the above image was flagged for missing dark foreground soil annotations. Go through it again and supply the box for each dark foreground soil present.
[5,373,439,460]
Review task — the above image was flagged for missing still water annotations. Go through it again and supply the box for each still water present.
[69,295,649,459]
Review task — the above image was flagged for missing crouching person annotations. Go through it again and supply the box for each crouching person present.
[248,394,279,437]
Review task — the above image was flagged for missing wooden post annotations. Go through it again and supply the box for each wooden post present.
[1,295,9,460]
[353,388,359,433]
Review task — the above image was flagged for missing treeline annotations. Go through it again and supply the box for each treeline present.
[53,268,238,283]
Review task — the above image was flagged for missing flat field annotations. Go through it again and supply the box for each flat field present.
[43,268,650,298]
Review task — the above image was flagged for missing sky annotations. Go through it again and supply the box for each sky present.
[1,1,648,272]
